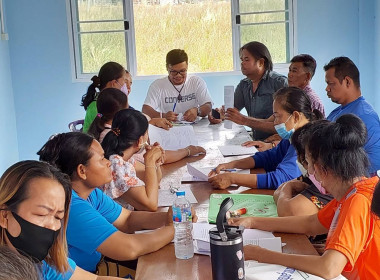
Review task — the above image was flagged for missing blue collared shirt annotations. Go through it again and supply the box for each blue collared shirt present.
[234,70,288,140]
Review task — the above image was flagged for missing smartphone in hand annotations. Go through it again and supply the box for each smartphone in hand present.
[211,109,221,119]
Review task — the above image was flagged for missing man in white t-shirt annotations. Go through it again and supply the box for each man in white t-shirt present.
[142,49,212,122]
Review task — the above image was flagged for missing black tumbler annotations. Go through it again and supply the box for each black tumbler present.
[209,198,245,280]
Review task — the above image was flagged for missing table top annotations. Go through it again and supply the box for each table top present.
[135,119,318,280]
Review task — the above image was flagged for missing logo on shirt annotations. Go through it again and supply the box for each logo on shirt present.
[165,93,196,103]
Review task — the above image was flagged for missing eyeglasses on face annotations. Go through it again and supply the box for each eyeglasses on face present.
[168,69,187,76]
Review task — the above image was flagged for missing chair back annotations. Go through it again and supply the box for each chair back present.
[68,119,84,132]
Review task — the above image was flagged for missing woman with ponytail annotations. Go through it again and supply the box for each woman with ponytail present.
[87,88,128,142]
[81,62,128,133]
[101,109,164,211]
[229,114,380,279]
[209,87,324,190]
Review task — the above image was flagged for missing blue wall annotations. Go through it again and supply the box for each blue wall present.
[0,0,18,173]
[3,0,379,161]
[375,0,380,113]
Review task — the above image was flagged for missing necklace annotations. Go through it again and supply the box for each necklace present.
[169,77,185,101]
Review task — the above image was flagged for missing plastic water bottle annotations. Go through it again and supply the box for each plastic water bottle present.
[173,191,194,259]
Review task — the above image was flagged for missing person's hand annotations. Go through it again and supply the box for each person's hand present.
[208,162,234,177]
[144,144,164,165]
[243,245,267,261]
[208,173,234,189]
[242,141,272,152]
[165,111,178,122]
[288,180,309,195]
[191,207,198,223]
[208,107,225,124]
[208,113,223,124]
[227,217,255,228]
[166,207,173,226]
[183,107,198,122]
[186,145,206,156]
[150,118,173,130]
[166,206,198,226]
[264,134,282,143]
[225,108,247,125]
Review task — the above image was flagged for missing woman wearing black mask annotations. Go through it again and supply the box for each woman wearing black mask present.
[0,160,121,280]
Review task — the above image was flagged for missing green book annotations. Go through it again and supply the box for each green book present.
[208,193,278,223]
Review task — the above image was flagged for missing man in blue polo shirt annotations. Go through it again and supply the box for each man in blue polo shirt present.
[324,56,380,175]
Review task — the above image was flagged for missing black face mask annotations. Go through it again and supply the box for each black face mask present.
[5,212,60,262]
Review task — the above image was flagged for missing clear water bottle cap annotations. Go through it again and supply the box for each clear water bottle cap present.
[176,191,185,196]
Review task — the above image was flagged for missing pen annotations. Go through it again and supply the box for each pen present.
[173,102,177,112]
[221,168,237,172]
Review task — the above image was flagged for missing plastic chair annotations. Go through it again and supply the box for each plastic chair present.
[68,119,84,132]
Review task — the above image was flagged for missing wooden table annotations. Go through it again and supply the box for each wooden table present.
[135,120,318,280]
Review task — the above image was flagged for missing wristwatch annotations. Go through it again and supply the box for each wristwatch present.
[197,105,201,116]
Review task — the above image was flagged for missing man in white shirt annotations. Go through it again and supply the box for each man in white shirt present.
[142,49,212,122]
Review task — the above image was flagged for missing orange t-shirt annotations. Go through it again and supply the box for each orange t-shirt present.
[318,176,380,280]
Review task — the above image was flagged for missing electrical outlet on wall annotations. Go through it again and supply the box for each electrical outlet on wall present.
[1,33,8,40]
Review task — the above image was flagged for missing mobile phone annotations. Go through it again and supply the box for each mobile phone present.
[212,109,221,119]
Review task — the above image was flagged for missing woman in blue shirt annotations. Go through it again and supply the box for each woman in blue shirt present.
[208,87,323,190]
[0,160,121,280]
[38,132,178,275]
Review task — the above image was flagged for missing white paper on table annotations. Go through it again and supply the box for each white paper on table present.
[244,261,347,280]
[148,124,198,150]
[218,145,258,156]
[192,223,281,254]
[158,186,197,207]
[183,163,250,182]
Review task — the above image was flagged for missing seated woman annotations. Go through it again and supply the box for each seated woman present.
[101,109,164,211]
[229,114,380,279]
[0,160,120,279]
[81,62,129,133]
[89,89,206,164]
[37,133,181,275]
[274,121,333,216]
[82,62,171,133]
[208,87,323,189]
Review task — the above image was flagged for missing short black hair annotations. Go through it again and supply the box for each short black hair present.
[323,56,360,88]
[166,49,188,67]
[290,54,317,78]
[240,41,273,71]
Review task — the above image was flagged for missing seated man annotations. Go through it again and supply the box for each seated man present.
[324,56,380,174]
[142,49,212,122]
[230,53,325,149]
[223,41,287,141]
[287,54,325,116]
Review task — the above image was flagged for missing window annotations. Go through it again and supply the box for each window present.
[67,0,296,79]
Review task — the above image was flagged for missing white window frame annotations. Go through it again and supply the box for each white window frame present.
[66,0,297,82]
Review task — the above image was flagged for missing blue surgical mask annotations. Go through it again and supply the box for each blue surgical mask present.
[274,114,295,140]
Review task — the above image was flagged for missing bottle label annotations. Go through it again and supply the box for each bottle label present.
[173,207,192,222]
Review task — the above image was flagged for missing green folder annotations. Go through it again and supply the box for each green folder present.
[208,193,278,223]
